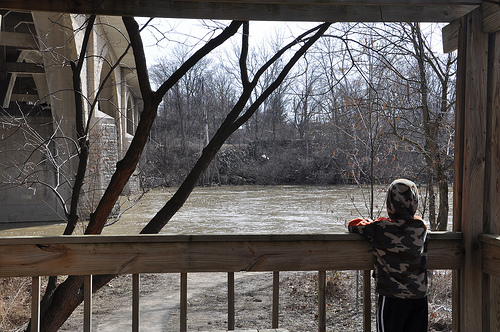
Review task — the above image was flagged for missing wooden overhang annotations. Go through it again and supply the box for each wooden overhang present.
[2,0,480,22]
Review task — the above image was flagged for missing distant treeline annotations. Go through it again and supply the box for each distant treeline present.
[140,22,455,229]
[141,137,434,187]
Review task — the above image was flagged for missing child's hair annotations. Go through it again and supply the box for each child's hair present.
[386,179,419,221]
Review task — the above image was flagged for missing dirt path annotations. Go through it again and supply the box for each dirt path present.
[61,273,229,331]
[61,272,284,331]
[60,271,452,331]
[60,271,373,331]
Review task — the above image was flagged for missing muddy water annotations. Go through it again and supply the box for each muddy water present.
[0,185,393,236]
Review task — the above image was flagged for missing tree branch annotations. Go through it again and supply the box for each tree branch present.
[84,18,242,235]
[65,15,95,235]
[140,22,331,234]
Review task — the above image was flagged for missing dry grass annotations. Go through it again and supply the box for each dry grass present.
[277,270,452,331]
[428,270,453,331]
[0,277,31,332]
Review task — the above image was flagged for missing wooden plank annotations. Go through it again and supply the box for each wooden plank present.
[0,232,463,245]
[427,232,463,269]
[481,235,500,277]
[228,272,235,331]
[180,273,187,332]
[84,275,92,332]
[0,233,386,245]
[486,27,500,238]
[443,3,500,53]
[50,0,481,4]
[272,271,279,329]
[30,276,40,332]
[459,7,488,332]
[132,274,140,332]
[362,270,371,332]
[482,2,500,33]
[0,1,478,22]
[486,27,500,332]
[442,18,460,53]
[452,13,467,332]
[317,271,326,332]
[480,234,500,246]
[0,233,462,277]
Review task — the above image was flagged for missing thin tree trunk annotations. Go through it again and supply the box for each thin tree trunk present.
[428,174,437,229]
[437,172,449,230]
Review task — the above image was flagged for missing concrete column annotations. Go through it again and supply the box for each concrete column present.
[32,12,77,207]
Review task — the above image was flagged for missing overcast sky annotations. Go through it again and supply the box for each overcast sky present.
[137,18,316,66]
[136,18,446,67]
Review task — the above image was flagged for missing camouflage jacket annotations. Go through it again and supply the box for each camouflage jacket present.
[348,216,429,299]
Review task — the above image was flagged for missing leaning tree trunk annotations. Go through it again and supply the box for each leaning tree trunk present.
[35,18,244,332]
[36,18,331,332]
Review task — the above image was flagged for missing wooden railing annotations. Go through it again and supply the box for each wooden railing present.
[480,234,500,277]
[0,232,462,332]
[479,233,500,329]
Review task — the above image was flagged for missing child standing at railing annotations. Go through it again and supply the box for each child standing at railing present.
[348,178,429,332]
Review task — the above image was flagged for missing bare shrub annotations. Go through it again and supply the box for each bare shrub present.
[428,270,453,332]
[0,277,30,331]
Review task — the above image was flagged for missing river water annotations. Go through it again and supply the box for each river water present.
[0,184,443,237]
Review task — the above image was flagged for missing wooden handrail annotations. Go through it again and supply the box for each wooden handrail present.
[0,232,462,277]
[1,232,462,332]
[480,233,500,277]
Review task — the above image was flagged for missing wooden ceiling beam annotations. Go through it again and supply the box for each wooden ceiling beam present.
[2,0,479,22]
[482,1,500,33]
[442,2,500,53]
[442,18,460,53]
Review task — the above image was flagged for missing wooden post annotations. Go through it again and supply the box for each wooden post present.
[362,270,371,332]
[318,271,326,332]
[31,276,40,332]
[132,274,140,332]
[228,272,235,330]
[452,12,467,332]
[455,7,489,332]
[180,273,187,332]
[84,275,92,332]
[272,271,280,328]
[485,26,500,332]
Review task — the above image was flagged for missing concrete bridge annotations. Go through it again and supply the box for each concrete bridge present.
[0,11,142,223]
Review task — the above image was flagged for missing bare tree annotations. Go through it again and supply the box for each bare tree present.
[316,23,455,228]
[32,18,244,331]
[374,23,455,230]
[140,22,331,233]
[30,17,331,331]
